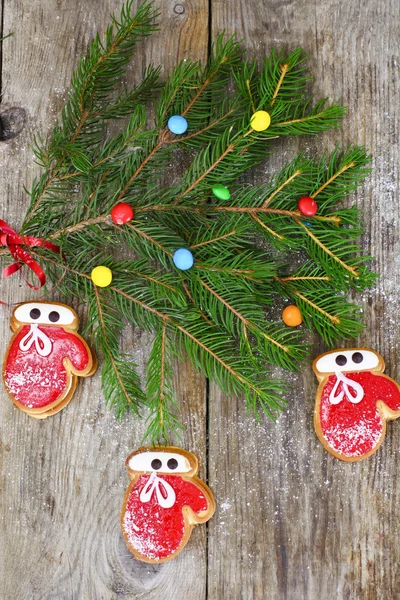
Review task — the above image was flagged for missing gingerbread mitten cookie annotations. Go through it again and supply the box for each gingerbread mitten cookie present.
[313,348,400,461]
[121,446,215,563]
[3,301,96,417]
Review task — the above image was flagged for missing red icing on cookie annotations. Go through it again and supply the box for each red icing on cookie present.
[122,473,209,561]
[319,371,400,457]
[4,325,90,408]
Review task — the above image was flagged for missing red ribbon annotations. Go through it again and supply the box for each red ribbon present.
[0,220,62,290]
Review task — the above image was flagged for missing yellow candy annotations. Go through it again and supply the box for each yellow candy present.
[91,265,112,287]
[250,110,271,132]
[282,305,303,327]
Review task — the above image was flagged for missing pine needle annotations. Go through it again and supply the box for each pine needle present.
[6,1,374,441]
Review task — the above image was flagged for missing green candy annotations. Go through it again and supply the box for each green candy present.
[212,184,231,200]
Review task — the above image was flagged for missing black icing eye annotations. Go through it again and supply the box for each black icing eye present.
[48,311,60,323]
[29,308,41,320]
[352,352,363,364]
[335,354,347,366]
[167,458,178,470]
[151,459,162,470]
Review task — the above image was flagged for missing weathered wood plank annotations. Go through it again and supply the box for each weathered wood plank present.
[2,1,399,599]
[208,1,400,599]
[0,1,208,598]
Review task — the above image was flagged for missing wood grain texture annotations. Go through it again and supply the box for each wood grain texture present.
[0,0,399,599]
[209,1,400,599]
[0,1,208,599]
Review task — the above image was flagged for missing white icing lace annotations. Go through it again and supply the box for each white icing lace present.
[329,370,364,405]
[19,324,52,357]
[139,472,176,508]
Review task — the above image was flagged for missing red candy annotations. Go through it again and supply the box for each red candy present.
[298,195,317,216]
[111,203,134,224]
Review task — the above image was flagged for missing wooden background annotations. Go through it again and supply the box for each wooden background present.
[0,1,399,598]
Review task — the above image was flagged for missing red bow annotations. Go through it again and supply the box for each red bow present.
[0,220,62,290]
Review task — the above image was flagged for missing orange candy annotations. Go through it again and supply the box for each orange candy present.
[282,305,303,327]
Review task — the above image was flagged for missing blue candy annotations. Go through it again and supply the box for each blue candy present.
[167,115,188,135]
[173,248,194,270]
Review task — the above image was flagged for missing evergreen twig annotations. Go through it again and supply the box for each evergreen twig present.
[3,1,374,443]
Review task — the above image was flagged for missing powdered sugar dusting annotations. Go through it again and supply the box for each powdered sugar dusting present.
[324,417,382,456]
[4,324,91,408]
[122,473,209,561]
[122,509,171,560]
[318,371,400,457]
[5,364,66,402]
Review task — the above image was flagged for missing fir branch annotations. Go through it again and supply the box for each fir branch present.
[100,64,162,120]
[212,205,340,222]
[190,230,238,249]
[279,275,331,282]
[30,251,288,419]
[275,105,344,129]
[199,278,289,351]
[179,276,214,325]
[178,142,236,200]
[2,4,375,441]
[262,48,308,108]
[290,289,341,324]
[0,32,13,42]
[251,214,285,240]
[311,161,355,198]
[144,325,183,444]
[50,215,109,239]
[22,1,159,228]
[115,138,164,202]
[181,35,241,118]
[262,169,302,207]
[246,79,256,113]
[168,107,238,145]
[297,221,359,277]
[92,285,145,417]
[270,62,290,107]
[124,222,173,257]
[191,273,308,370]
[274,261,369,345]
[71,1,159,135]
[175,318,287,419]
